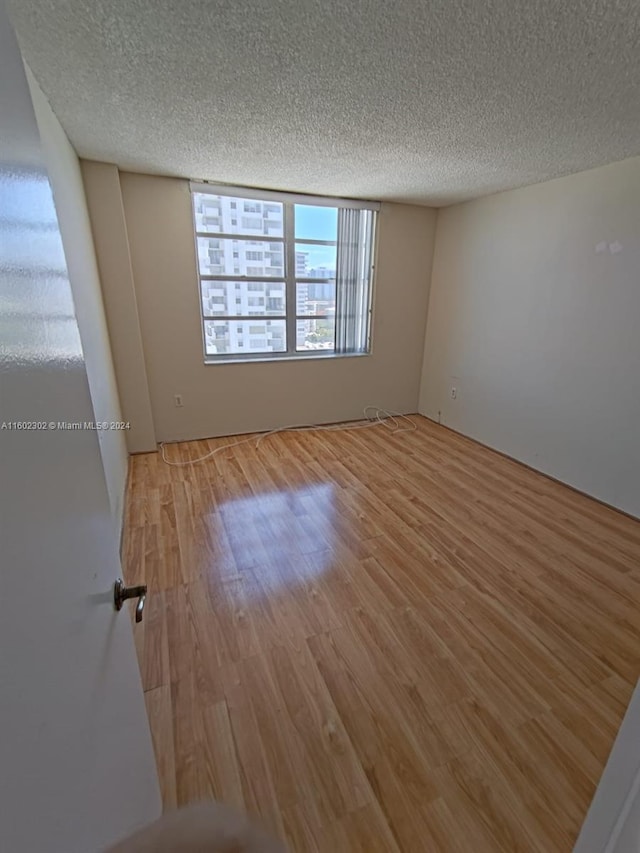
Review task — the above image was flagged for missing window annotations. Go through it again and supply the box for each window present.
[241,216,263,230]
[191,185,378,361]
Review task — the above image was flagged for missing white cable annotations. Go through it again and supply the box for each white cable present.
[159,406,416,467]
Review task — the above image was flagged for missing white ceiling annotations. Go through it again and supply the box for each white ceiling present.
[8,0,640,206]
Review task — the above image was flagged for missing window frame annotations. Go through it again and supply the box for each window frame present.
[191,183,379,363]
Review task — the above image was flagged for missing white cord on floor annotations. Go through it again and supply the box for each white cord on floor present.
[159,406,416,467]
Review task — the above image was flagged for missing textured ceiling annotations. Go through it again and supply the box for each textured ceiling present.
[7,0,640,205]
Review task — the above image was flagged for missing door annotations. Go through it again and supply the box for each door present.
[0,4,161,851]
[574,680,640,852]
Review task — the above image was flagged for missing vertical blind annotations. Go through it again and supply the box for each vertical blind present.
[335,208,376,353]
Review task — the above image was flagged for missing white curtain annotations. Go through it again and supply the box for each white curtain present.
[335,208,375,353]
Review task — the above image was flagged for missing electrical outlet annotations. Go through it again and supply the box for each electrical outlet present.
[174,394,183,407]
[450,387,457,399]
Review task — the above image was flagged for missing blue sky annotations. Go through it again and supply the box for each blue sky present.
[295,205,337,269]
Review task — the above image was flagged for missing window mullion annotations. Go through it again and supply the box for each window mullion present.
[284,203,296,354]
[195,232,285,242]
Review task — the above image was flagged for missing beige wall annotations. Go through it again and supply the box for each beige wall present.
[420,156,640,518]
[27,71,129,536]
[115,170,436,442]
[81,161,156,453]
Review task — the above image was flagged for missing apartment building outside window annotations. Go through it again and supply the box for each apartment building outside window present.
[192,184,379,361]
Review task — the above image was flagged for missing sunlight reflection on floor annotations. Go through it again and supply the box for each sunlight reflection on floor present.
[217,483,336,596]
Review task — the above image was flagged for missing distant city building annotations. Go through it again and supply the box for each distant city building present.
[196,195,286,354]
[309,265,333,279]
[296,251,308,276]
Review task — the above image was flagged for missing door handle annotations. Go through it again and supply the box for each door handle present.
[114,578,147,623]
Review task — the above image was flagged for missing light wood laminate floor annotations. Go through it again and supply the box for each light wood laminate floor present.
[123,415,640,852]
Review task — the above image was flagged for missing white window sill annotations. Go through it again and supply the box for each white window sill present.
[203,351,371,366]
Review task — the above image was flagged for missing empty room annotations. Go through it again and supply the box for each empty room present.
[2,0,640,851]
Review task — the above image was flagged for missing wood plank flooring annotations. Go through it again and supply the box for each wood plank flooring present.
[122,415,640,851]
